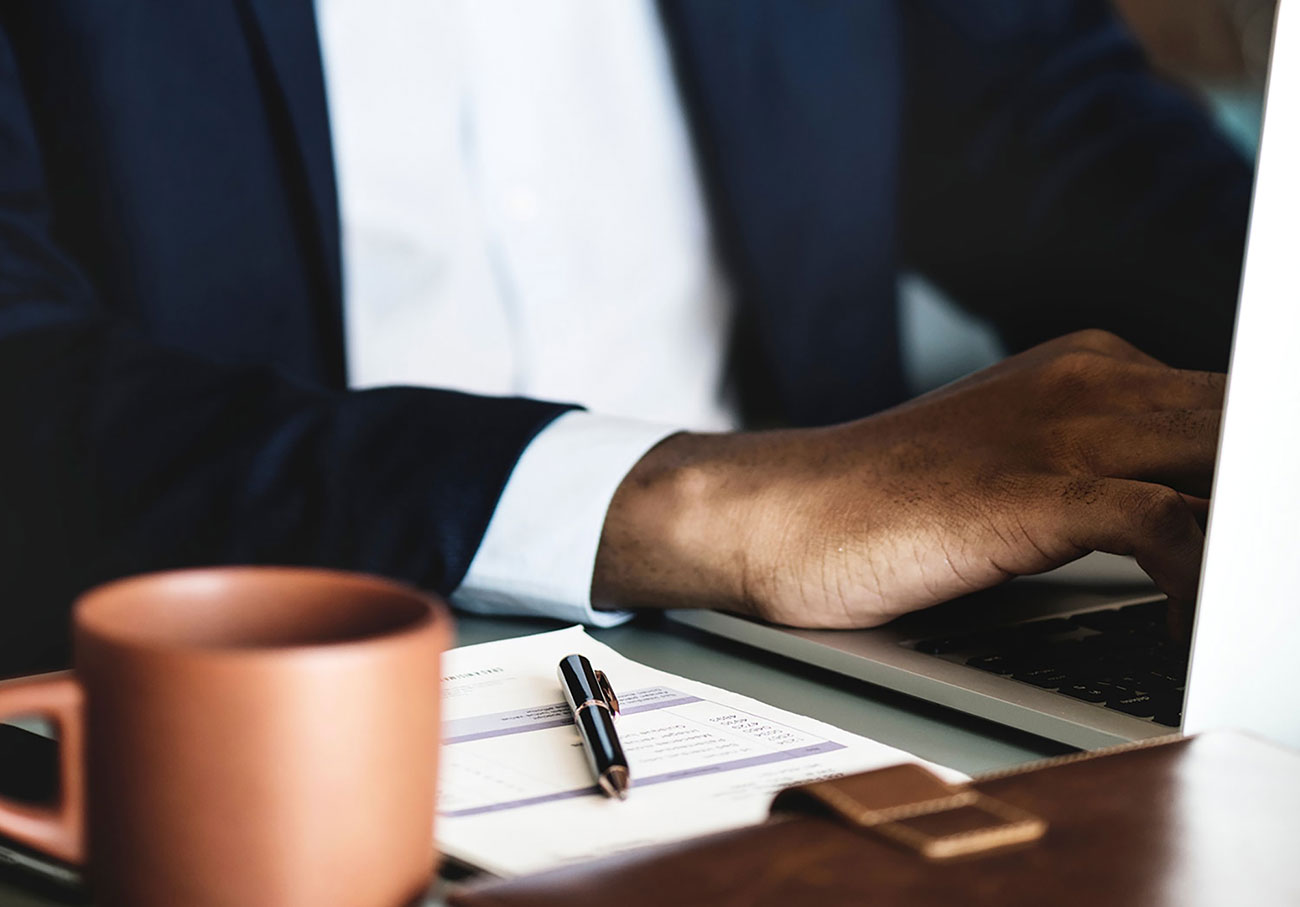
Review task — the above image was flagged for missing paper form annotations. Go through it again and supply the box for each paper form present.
[436,626,964,877]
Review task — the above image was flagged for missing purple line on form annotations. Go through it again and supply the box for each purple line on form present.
[619,696,702,715]
[442,687,702,744]
[444,718,575,744]
[439,740,846,818]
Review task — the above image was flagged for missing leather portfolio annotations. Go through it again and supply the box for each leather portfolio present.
[448,732,1300,906]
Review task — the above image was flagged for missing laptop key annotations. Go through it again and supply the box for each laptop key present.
[1107,674,1150,690]
[1060,683,1107,703]
[1145,661,1187,687]
[1106,693,1158,718]
[966,654,1019,675]
[1133,672,1184,698]
[1092,680,1143,700]
[1013,667,1070,688]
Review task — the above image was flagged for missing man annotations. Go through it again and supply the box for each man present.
[0,1,1249,673]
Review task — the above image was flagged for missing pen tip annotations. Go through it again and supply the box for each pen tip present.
[600,766,631,801]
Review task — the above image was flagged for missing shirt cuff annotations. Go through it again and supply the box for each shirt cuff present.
[451,410,679,627]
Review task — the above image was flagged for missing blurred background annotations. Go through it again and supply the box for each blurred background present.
[901,0,1277,393]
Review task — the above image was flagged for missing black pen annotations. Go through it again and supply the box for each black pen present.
[557,653,631,800]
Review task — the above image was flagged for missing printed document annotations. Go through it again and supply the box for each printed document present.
[437,626,963,876]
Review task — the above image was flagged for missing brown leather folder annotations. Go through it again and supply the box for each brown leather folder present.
[448,732,1300,906]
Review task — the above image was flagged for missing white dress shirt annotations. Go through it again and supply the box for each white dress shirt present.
[315,0,738,624]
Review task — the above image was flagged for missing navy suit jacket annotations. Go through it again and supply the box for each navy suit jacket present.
[0,1,1250,670]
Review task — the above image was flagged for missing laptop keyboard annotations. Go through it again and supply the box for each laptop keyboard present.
[911,599,1187,727]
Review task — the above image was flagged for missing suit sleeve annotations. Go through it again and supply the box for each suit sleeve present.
[0,26,572,673]
[896,0,1254,370]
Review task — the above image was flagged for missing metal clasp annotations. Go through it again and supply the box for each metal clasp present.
[595,669,620,715]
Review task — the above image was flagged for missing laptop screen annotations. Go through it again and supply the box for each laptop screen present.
[1184,0,1300,748]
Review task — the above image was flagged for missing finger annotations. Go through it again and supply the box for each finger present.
[1035,353,1226,413]
[1053,477,1205,610]
[999,329,1170,372]
[1074,409,1222,497]
[906,335,1151,406]
[909,337,1223,415]
[968,330,1159,384]
[1168,493,1211,642]
[1082,364,1226,414]
[1166,597,1196,645]
[1057,329,1169,368]
[1180,494,1211,532]
[1056,364,1224,415]
[1153,367,1226,411]
[1009,346,1224,417]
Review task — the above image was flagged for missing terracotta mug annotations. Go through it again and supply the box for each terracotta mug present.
[0,567,451,906]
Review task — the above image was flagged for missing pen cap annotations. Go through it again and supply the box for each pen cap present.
[557,654,609,711]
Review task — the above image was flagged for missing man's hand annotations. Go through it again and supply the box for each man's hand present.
[592,330,1222,628]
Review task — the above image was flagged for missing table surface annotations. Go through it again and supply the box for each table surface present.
[0,613,1068,906]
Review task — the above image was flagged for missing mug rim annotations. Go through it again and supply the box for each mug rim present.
[73,566,449,658]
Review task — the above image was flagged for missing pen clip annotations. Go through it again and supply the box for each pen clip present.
[595,670,620,715]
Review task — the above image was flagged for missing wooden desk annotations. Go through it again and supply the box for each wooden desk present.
[0,613,1064,905]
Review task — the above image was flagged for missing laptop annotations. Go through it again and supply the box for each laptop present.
[671,0,1300,752]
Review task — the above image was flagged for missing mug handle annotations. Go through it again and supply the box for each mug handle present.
[0,671,85,864]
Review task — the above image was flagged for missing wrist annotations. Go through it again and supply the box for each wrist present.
[591,430,765,613]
